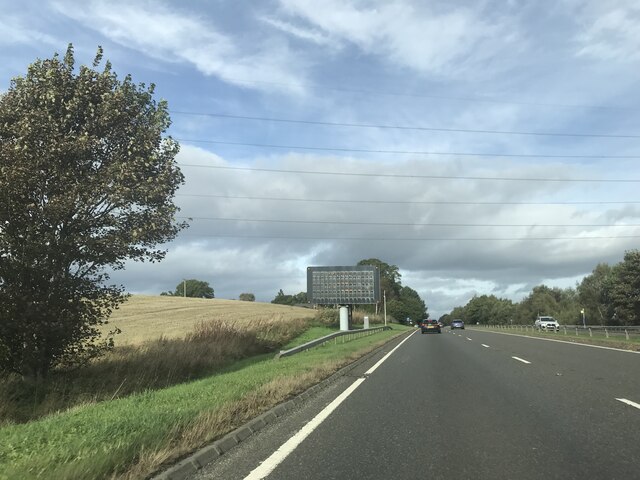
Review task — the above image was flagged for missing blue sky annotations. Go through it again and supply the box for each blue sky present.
[2,0,640,318]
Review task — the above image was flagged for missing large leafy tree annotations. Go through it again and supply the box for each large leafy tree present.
[577,263,613,325]
[163,279,214,298]
[465,295,515,325]
[609,250,640,326]
[0,46,186,379]
[387,286,428,322]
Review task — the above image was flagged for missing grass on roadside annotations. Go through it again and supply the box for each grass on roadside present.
[0,315,310,425]
[0,326,407,480]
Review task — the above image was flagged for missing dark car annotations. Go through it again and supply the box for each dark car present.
[451,319,465,330]
[421,319,441,334]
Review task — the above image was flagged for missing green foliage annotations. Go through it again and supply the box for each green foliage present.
[239,293,255,301]
[168,279,214,298]
[515,285,579,325]
[356,258,428,323]
[609,250,640,326]
[387,286,427,322]
[446,249,640,326]
[358,258,401,300]
[271,289,307,306]
[0,45,186,379]
[577,263,613,325]
[465,295,515,325]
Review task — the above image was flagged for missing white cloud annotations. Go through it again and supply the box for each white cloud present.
[0,14,59,46]
[260,16,337,47]
[52,0,310,95]
[573,1,640,62]
[276,0,521,76]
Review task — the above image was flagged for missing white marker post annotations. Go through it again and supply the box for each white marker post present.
[339,306,349,331]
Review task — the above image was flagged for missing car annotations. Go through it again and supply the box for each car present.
[421,319,441,334]
[534,315,560,332]
[451,319,465,330]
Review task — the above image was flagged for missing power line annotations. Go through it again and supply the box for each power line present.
[177,139,640,160]
[180,216,640,228]
[177,193,640,206]
[181,232,640,241]
[172,111,639,139]
[204,76,635,111]
[180,164,640,183]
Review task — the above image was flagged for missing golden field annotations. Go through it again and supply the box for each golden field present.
[104,295,317,345]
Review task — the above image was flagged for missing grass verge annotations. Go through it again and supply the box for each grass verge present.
[0,326,407,480]
[0,316,310,425]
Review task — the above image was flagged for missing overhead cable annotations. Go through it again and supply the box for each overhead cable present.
[180,164,640,183]
[177,139,640,160]
[172,111,639,139]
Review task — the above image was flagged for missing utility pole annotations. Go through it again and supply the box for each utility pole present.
[383,290,387,327]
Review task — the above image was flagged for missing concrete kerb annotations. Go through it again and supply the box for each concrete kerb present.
[153,329,411,480]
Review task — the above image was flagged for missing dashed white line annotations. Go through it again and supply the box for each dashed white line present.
[481,344,490,348]
[512,356,531,364]
[616,398,640,411]
[466,337,472,341]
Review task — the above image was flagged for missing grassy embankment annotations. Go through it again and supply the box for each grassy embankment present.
[473,324,640,351]
[0,295,404,479]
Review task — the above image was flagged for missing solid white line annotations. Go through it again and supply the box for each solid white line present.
[244,329,417,479]
[244,378,365,479]
[512,356,531,364]
[616,398,640,411]
[364,329,417,375]
[481,344,490,348]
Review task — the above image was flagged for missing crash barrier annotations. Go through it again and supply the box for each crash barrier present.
[476,324,640,340]
[276,326,392,359]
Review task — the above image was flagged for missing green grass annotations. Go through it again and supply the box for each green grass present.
[281,326,337,349]
[0,326,406,480]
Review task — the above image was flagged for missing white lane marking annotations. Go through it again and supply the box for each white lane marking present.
[476,329,640,355]
[244,378,365,479]
[365,329,417,375]
[244,330,417,479]
[616,398,640,411]
[512,356,531,364]
[482,344,490,348]
[466,337,472,341]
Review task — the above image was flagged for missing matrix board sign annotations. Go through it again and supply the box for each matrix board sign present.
[307,266,380,305]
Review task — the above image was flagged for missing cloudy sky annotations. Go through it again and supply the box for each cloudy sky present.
[3,0,640,317]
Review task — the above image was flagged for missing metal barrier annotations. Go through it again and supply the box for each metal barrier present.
[475,324,640,340]
[276,326,392,359]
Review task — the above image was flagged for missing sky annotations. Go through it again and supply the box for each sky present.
[2,0,640,318]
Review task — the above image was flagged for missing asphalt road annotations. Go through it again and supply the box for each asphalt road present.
[192,328,640,480]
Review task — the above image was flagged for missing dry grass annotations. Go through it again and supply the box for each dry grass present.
[104,295,316,345]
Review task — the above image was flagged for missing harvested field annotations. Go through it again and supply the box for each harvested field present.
[104,295,317,345]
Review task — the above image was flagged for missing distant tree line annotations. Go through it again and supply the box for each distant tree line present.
[441,250,640,326]
[271,258,428,322]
